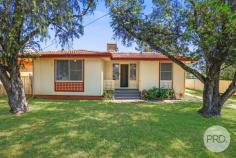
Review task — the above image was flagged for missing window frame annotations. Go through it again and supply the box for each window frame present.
[112,63,120,80]
[55,59,84,82]
[159,63,173,89]
[130,64,137,80]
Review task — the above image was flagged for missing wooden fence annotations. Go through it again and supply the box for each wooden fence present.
[0,75,32,96]
[186,79,236,96]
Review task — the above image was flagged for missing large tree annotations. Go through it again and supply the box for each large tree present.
[107,0,236,117]
[0,0,96,114]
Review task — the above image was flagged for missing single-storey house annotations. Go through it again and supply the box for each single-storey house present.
[33,43,193,99]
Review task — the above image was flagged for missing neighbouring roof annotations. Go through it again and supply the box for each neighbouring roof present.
[31,50,194,61]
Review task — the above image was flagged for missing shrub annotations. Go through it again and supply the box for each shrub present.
[141,87,176,100]
[103,90,114,99]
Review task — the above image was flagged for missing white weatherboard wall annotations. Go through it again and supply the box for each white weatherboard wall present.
[33,58,104,96]
[173,63,185,96]
[139,61,159,90]
[139,61,185,98]
[104,60,139,89]
[33,58,186,98]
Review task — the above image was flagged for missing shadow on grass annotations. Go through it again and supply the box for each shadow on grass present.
[0,98,235,158]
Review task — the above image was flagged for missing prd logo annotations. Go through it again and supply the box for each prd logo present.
[204,125,230,153]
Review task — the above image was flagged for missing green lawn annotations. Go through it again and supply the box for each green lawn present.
[0,97,236,158]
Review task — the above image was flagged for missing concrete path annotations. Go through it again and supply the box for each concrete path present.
[109,93,236,110]
[185,93,236,110]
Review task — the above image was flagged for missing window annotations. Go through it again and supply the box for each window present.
[113,64,119,80]
[130,64,136,80]
[56,60,69,81]
[56,60,83,81]
[70,60,83,80]
[160,63,172,89]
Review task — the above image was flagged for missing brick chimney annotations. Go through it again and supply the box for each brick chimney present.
[107,43,117,53]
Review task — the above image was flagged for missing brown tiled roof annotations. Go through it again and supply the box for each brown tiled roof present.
[35,50,193,61]
[37,50,110,57]
[111,52,168,60]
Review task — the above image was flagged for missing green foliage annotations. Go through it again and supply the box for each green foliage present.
[220,65,236,80]
[109,0,236,56]
[0,0,96,63]
[142,87,176,100]
[108,0,236,74]
[103,90,114,99]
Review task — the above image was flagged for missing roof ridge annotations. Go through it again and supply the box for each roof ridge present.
[38,49,164,54]
[39,49,108,53]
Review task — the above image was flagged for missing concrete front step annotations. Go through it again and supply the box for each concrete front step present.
[114,89,141,99]
[115,95,140,98]
[115,89,139,92]
[115,97,141,99]
[115,93,140,96]
[115,93,140,95]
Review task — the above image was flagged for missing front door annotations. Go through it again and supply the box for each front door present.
[120,64,129,87]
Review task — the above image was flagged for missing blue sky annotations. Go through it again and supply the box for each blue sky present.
[40,2,138,52]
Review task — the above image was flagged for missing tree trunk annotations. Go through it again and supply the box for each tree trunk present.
[0,65,28,114]
[198,65,222,117]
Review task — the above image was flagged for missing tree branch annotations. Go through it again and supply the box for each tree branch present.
[73,0,94,18]
[0,36,3,46]
[220,63,236,71]
[220,72,236,104]
[20,0,94,46]
[117,15,206,83]
[20,27,41,45]
[148,41,206,83]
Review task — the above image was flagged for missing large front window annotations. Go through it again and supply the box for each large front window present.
[56,60,83,81]
[160,63,172,89]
